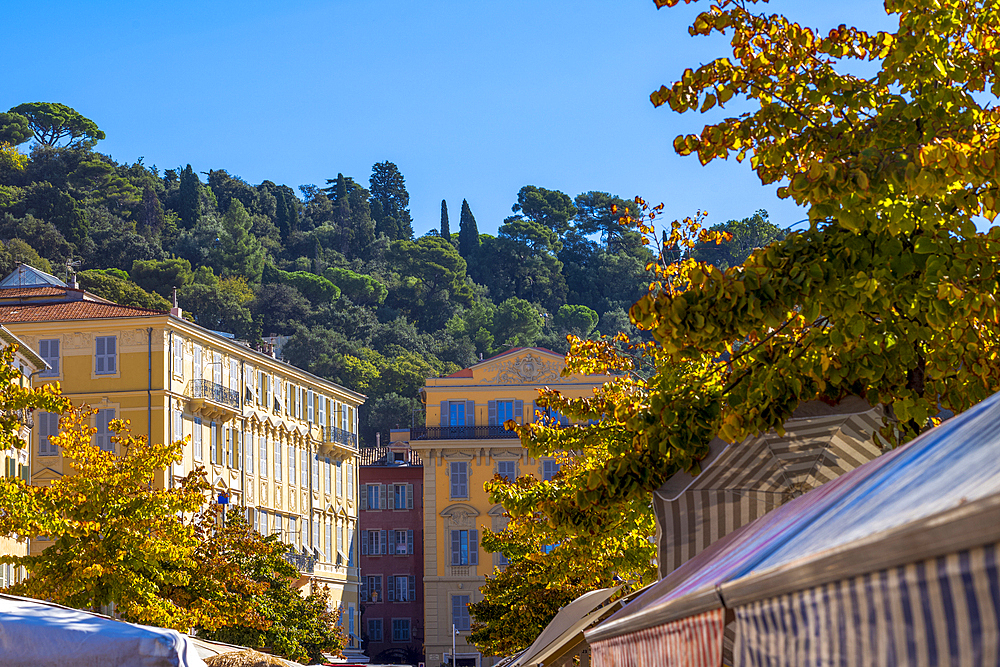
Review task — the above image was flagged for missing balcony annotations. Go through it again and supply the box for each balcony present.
[189,379,241,422]
[323,426,358,450]
[283,551,315,574]
[410,425,520,441]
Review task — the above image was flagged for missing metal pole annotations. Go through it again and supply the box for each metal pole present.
[453,623,456,667]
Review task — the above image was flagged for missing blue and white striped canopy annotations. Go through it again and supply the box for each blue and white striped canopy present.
[587,389,1000,667]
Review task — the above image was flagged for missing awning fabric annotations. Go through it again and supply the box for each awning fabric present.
[654,399,883,577]
[0,593,206,666]
[590,608,725,667]
[510,586,620,667]
[732,542,1000,667]
[587,388,1000,666]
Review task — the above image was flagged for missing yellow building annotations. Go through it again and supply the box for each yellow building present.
[0,265,366,651]
[0,323,48,587]
[409,348,614,667]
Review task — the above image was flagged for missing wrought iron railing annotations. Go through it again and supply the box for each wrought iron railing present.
[410,425,519,440]
[283,551,315,573]
[324,426,358,449]
[190,379,240,409]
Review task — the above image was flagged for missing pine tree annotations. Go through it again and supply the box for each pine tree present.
[333,173,353,256]
[177,164,200,229]
[458,198,480,258]
[369,161,413,240]
[216,200,264,283]
[440,199,451,241]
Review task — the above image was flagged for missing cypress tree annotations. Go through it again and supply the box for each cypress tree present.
[178,164,200,229]
[458,198,480,258]
[440,199,450,241]
[333,173,353,256]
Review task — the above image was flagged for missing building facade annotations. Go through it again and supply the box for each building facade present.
[409,348,613,667]
[0,324,48,587]
[358,430,424,664]
[0,265,366,650]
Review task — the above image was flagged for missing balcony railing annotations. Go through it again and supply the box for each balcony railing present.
[283,551,315,573]
[410,425,519,441]
[324,426,358,449]
[191,379,240,409]
[3,408,33,430]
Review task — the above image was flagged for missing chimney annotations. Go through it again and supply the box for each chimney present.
[170,287,183,318]
[69,273,79,289]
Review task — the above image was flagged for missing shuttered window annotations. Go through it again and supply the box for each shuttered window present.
[95,409,115,452]
[259,435,267,477]
[450,461,468,499]
[450,529,478,566]
[193,417,202,460]
[94,336,116,375]
[452,595,471,632]
[38,339,59,377]
[38,411,59,456]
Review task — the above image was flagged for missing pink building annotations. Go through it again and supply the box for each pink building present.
[358,431,424,664]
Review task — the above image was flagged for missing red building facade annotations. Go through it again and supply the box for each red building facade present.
[358,432,424,665]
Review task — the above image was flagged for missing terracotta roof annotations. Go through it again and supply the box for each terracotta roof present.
[358,445,422,467]
[446,368,474,378]
[0,301,167,323]
[0,286,70,298]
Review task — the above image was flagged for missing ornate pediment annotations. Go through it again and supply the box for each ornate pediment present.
[441,503,480,527]
[481,351,561,385]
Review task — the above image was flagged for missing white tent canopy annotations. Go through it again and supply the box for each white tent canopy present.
[0,593,206,667]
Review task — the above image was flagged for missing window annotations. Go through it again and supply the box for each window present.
[259,510,268,536]
[337,462,344,498]
[497,460,517,481]
[325,519,333,560]
[363,529,386,555]
[318,395,326,429]
[325,457,331,494]
[366,483,380,510]
[274,439,282,481]
[388,575,416,602]
[450,461,468,498]
[301,448,308,489]
[347,463,353,500]
[193,346,203,381]
[392,618,411,642]
[210,421,218,464]
[289,516,298,548]
[173,337,184,378]
[95,409,115,452]
[193,417,202,460]
[172,409,183,445]
[308,390,314,423]
[312,513,320,551]
[449,401,465,426]
[286,383,292,416]
[349,605,355,640]
[362,574,383,603]
[288,444,296,485]
[38,339,59,377]
[245,430,253,474]
[213,351,222,385]
[543,459,561,481]
[274,514,283,540]
[368,618,383,642]
[259,435,267,478]
[94,336,117,375]
[296,386,303,420]
[393,483,411,509]
[450,529,478,566]
[38,411,59,456]
[393,529,413,555]
[337,519,345,561]
[489,399,523,426]
[452,595,471,632]
[312,453,319,490]
[497,400,513,423]
[229,359,238,392]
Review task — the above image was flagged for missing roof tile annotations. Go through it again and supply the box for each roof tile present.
[0,301,166,323]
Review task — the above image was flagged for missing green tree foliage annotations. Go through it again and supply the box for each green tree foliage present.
[131,258,193,299]
[369,161,412,240]
[388,236,474,312]
[0,112,32,146]
[553,304,598,339]
[440,199,451,240]
[691,209,785,270]
[512,185,576,235]
[458,198,480,258]
[573,191,641,252]
[492,297,544,349]
[216,200,265,283]
[190,511,347,663]
[9,102,105,148]
[177,164,201,229]
[324,266,387,304]
[263,264,340,304]
[5,238,53,274]
[77,269,172,310]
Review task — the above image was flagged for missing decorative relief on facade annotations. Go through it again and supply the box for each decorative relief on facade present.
[64,332,93,350]
[440,503,479,527]
[120,329,151,348]
[482,352,560,385]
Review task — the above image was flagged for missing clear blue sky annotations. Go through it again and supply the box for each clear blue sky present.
[4,1,895,237]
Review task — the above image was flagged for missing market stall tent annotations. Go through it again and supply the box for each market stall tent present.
[0,593,206,667]
[586,388,1000,667]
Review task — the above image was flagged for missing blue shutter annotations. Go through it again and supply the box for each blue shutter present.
[466,400,475,426]
[407,529,414,554]
[514,399,523,424]
[488,400,497,425]
[470,529,479,565]
[451,530,461,565]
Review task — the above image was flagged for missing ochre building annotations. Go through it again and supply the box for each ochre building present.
[409,347,614,667]
[0,265,366,651]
